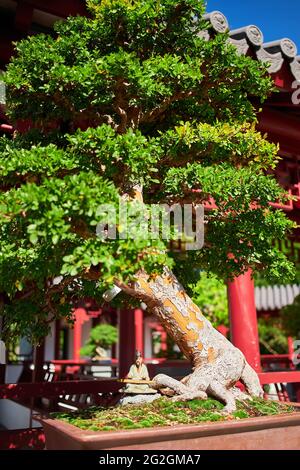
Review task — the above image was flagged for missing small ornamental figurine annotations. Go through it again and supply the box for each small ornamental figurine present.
[122,351,157,394]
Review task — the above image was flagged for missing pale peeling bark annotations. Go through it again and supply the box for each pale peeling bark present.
[116,268,263,413]
[115,185,263,412]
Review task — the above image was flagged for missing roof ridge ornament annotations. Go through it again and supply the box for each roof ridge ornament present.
[281,38,298,58]
[256,47,284,74]
[229,25,263,47]
[247,25,264,46]
[229,37,249,56]
[263,38,297,59]
[203,11,229,34]
[290,58,300,82]
[197,30,210,41]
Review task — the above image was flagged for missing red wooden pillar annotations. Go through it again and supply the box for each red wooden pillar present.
[118,309,136,378]
[217,324,229,337]
[134,308,144,355]
[227,270,261,372]
[73,319,81,362]
[73,308,88,361]
[156,325,167,352]
[160,330,167,352]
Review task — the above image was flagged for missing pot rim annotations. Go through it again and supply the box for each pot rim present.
[38,410,300,447]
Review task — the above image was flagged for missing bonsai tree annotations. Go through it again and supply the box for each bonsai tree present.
[0,0,295,411]
[80,323,118,359]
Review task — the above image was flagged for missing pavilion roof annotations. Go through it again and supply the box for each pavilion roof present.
[204,10,300,82]
[255,284,300,311]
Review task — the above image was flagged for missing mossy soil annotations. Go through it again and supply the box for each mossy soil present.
[51,397,296,432]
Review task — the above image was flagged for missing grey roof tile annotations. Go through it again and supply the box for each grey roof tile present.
[255,284,300,311]
[256,47,284,73]
[203,11,229,33]
[205,11,300,81]
[229,25,264,47]
[263,38,297,58]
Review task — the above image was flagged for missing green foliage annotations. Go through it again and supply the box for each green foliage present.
[255,241,300,286]
[255,294,300,354]
[258,318,289,355]
[190,272,228,327]
[51,396,294,431]
[281,295,300,338]
[80,323,118,357]
[154,334,184,359]
[0,0,296,341]
[67,125,163,186]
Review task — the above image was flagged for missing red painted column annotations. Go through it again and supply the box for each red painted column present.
[118,309,136,378]
[227,270,261,372]
[73,309,85,361]
[134,308,144,355]
[217,324,229,338]
[160,330,167,352]
[73,320,81,362]
[156,325,167,352]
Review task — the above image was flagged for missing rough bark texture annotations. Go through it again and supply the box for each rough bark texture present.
[115,185,263,412]
[117,269,263,412]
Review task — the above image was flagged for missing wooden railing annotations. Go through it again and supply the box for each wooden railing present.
[261,354,296,371]
[0,378,120,401]
[0,378,122,450]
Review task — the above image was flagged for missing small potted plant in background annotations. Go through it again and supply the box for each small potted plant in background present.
[80,324,118,361]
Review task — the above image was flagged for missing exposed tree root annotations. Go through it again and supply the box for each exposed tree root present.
[117,267,263,413]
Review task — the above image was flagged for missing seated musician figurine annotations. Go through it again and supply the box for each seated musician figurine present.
[122,350,157,394]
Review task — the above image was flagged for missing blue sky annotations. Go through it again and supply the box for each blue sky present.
[206,1,300,50]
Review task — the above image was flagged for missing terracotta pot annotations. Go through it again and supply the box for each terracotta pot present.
[40,412,300,450]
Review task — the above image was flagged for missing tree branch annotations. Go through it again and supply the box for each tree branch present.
[114,277,159,310]
[43,275,77,318]
[113,78,129,134]
[141,90,196,124]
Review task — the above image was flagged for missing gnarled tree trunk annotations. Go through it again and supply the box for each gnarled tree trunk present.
[116,268,263,412]
[115,185,263,412]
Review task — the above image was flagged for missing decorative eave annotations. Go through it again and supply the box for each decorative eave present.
[255,284,300,311]
[204,10,300,84]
